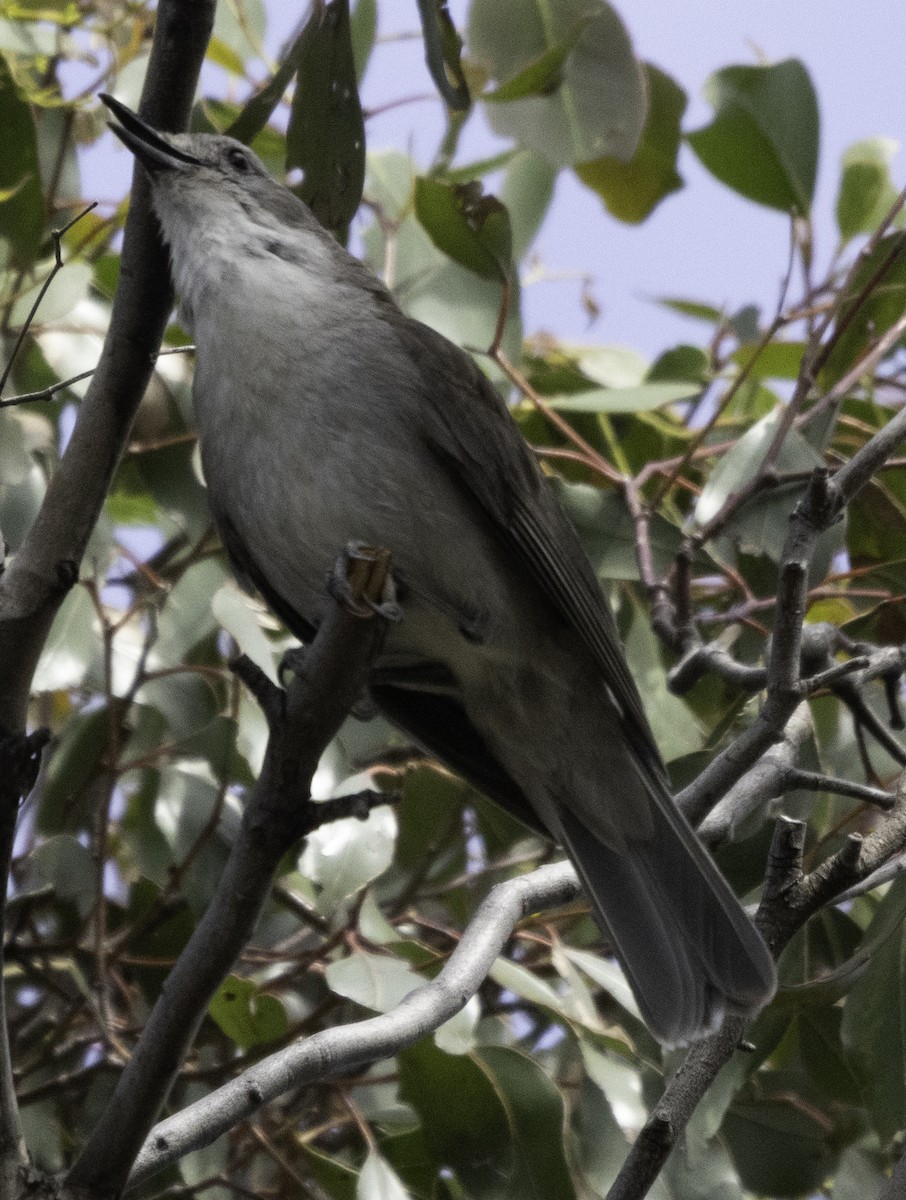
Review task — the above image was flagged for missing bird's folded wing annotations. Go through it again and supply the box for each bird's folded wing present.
[383,310,664,776]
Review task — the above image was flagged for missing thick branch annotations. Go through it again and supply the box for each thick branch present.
[0,0,216,734]
[66,548,393,1197]
[125,861,581,1192]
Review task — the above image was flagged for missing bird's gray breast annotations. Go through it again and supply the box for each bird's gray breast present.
[187,250,505,645]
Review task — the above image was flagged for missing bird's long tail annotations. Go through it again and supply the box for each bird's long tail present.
[556,779,776,1046]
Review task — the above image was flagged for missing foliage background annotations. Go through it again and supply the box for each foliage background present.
[2,1,906,1197]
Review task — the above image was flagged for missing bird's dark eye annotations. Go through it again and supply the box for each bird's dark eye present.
[227,147,250,173]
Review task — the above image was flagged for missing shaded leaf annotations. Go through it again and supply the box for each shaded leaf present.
[723,1071,839,1197]
[824,232,906,381]
[0,55,42,265]
[841,875,906,1142]
[414,176,512,281]
[688,59,819,214]
[551,479,684,581]
[398,1042,575,1200]
[836,137,900,243]
[287,0,366,233]
[798,1006,865,1105]
[576,63,686,223]
[415,0,470,111]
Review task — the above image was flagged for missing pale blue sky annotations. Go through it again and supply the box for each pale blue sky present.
[96,1,906,360]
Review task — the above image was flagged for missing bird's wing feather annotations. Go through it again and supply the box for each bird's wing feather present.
[382,309,663,773]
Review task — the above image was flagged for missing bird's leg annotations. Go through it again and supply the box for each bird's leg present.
[329,541,403,622]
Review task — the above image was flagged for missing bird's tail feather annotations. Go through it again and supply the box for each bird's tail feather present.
[556,781,776,1046]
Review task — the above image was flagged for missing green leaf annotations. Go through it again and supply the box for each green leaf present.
[732,339,806,381]
[25,834,96,918]
[551,479,684,581]
[624,608,704,762]
[286,0,366,234]
[325,950,422,1013]
[647,343,711,384]
[501,150,557,263]
[415,0,470,111]
[361,162,522,360]
[38,707,109,833]
[490,955,567,1013]
[227,34,308,144]
[414,176,512,281]
[356,1149,411,1200]
[576,63,685,223]
[152,559,229,666]
[483,17,589,102]
[31,584,98,692]
[571,343,647,386]
[211,583,278,684]
[0,55,43,264]
[350,0,377,82]
[836,137,900,243]
[300,802,397,915]
[548,380,700,413]
[693,407,825,559]
[211,0,266,72]
[209,975,288,1049]
[842,875,906,1142]
[477,1046,576,1200]
[2,0,78,20]
[655,296,725,324]
[797,1007,865,1105]
[398,1042,575,1200]
[8,261,93,327]
[824,232,906,381]
[469,0,646,168]
[688,59,819,214]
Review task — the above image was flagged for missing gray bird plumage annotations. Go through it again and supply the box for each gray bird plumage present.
[101,95,776,1045]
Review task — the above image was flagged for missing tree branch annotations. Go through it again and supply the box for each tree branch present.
[125,860,581,1192]
[66,546,395,1197]
[0,0,216,734]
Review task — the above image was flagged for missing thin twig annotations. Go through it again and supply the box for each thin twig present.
[0,203,98,398]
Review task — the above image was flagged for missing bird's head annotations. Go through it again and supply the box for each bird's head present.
[100,93,321,243]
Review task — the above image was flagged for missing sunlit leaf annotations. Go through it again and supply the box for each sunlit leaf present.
[209,974,288,1049]
[469,0,646,167]
[576,63,686,222]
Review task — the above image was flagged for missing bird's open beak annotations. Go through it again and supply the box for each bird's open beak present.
[100,94,203,172]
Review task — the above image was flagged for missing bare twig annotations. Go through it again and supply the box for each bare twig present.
[0,203,97,398]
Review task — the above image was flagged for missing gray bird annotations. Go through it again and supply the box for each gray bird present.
[101,95,775,1045]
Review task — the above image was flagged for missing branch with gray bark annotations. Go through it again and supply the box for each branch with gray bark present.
[65,546,395,1198]
[605,408,906,1200]
[0,4,216,1193]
